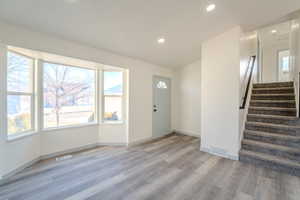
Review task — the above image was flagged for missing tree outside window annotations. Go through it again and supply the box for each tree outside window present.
[43,62,96,128]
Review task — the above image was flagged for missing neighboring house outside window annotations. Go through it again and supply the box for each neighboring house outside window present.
[103,71,123,122]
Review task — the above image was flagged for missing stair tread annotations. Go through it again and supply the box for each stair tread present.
[242,81,300,173]
[244,130,300,140]
[242,139,300,152]
[250,100,296,103]
[253,81,293,86]
[246,121,300,128]
[240,150,300,167]
[249,106,296,111]
[253,87,294,91]
[252,93,295,96]
[247,114,298,120]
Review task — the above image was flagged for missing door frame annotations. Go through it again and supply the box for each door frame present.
[277,48,290,82]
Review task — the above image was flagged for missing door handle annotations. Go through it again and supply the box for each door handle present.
[153,109,157,112]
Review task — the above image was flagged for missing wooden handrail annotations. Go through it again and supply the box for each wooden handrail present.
[240,56,256,109]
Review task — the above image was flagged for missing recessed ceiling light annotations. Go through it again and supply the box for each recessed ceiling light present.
[206,4,216,12]
[271,29,277,34]
[292,24,299,29]
[157,38,165,44]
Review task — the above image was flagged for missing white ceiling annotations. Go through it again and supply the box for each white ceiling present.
[0,0,300,68]
[259,22,291,47]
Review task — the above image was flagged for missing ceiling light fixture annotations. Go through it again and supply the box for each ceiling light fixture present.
[271,29,277,34]
[157,38,165,44]
[206,4,216,12]
[292,24,299,29]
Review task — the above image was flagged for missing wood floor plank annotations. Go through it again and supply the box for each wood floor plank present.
[0,134,299,200]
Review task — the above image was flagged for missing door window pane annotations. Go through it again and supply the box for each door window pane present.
[7,52,33,93]
[157,81,168,89]
[7,95,32,135]
[43,62,96,128]
[104,96,122,121]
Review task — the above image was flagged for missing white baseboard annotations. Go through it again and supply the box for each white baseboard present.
[98,142,128,147]
[2,143,99,184]
[174,129,200,138]
[40,143,98,160]
[128,137,153,146]
[200,147,239,161]
[128,132,175,147]
[0,157,40,186]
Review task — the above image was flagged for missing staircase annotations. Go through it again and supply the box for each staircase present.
[239,81,300,176]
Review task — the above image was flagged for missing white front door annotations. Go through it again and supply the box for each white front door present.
[152,76,171,138]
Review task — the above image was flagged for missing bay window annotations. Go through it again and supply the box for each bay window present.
[4,46,126,140]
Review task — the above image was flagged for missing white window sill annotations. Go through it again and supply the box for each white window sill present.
[101,121,124,125]
[42,122,99,133]
[7,131,38,142]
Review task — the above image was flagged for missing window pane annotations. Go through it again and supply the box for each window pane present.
[7,51,33,93]
[282,56,289,72]
[104,96,122,121]
[43,63,96,128]
[104,71,123,95]
[7,95,32,135]
[278,50,290,73]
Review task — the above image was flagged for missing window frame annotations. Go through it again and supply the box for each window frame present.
[6,50,36,140]
[278,49,290,73]
[41,60,98,130]
[102,70,124,124]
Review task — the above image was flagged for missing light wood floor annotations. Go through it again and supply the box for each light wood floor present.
[1,134,300,200]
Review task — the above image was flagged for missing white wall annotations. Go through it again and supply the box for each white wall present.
[99,124,127,145]
[200,26,241,160]
[0,45,41,179]
[290,18,300,115]
[41,125,99,156]
[239,33,258,140]
[173,60,201,137]
[0,20,174,178]
[0,45,41,176]
[128,65,174,143]
[261,37,290,82]
[240,33,258,84]
[2,135,41,174]
[0,44,7,178]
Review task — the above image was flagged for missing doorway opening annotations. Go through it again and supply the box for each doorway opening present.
[278,49,290,82]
